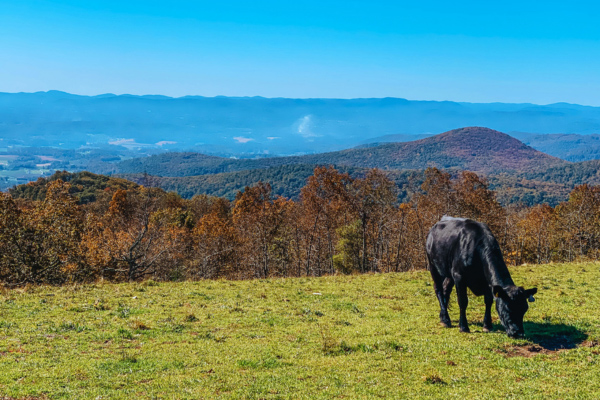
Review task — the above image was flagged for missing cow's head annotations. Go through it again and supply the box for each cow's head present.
[493,285,537,338]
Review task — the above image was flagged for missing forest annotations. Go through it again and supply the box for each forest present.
[1,166,599,286]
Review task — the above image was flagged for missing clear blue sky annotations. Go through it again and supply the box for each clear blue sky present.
[1,0,599,104]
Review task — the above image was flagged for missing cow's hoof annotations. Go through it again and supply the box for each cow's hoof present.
[459,327,470,333]
[440,322,452,328]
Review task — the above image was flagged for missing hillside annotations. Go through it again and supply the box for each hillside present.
[118,166,423,202]
[10,128,587,206]
[524,159,600,186]
[299,127,566,174]
[105,127,567,177]
[361,131,600,163]
[9,171,140,204]
[86,127,575,206]
[12,167,571,206]
[10,127,582,206]
[0,263,599,398]
[140,168,569,205]
[119,165,355,200]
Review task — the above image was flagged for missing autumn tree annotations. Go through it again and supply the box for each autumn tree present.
[386,203,426,272]
[555,185,600,260]
[0,180,83,285]
[414,168,457,230]
[516,204,556,264]
[187,198,237,279]
[348,169,398,273]
[82,188,188,281]
[502,205,529,266]
[232,182,292,278]
[0,193,31,285]
[299,166,354,276]
[454,171,506,239]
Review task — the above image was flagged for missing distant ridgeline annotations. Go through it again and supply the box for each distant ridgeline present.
[102,127,565,176]
[9,128,600,206]
[4,91,600,158]
[83,127,596,206]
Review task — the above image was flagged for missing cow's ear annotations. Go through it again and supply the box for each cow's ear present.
[525,288,538,296]
[525,288,537,302]
[493,286,509,300]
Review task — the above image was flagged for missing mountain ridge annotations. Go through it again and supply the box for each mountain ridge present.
[11,127,595,206]
[103,127,567,177]
[3,91,600,158]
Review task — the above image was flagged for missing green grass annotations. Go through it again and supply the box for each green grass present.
[0,262,599,399]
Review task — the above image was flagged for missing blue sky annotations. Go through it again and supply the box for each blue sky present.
[1,0,599,104]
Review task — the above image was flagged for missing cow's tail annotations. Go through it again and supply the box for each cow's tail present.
[426,252,432,271]
[425,232,433,271]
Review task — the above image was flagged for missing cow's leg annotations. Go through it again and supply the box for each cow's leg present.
[483,290,493,333]
[430,269,452,327]
[455,282,470,333]
[441,277,454,326]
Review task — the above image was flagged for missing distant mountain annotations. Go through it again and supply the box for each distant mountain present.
[3,91,600,157]
[11,127,590,206]
[358,131,600,163]
[509,132,600,162]
[104,127,567,177]
[86,126,583,206]
[299,127,567,174]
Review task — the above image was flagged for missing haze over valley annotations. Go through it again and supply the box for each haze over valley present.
[3,90,600,193]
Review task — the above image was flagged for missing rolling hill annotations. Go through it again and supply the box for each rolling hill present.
[360,131,600,162]
[13,165,572,207]
[11,127,591,206]
[298,127,566,174]
[104,127,567,177]
[8,171,140,204]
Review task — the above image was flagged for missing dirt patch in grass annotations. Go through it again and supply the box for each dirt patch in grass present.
[581,340,600,348]
[499,335,594,358]
[423,374,445,385]
[498,344,554,358]
[581,340,600,354]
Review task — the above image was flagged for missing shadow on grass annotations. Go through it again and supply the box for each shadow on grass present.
[523,321,588,351]
[471,321,588,351]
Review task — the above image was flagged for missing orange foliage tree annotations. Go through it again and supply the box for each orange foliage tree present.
[0,180,83,285]
[82,188,189,281]
[2,166,600,286]
[188,198,237,279]
[232,182,293,278]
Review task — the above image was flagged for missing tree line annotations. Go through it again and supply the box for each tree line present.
[1,167,599,286]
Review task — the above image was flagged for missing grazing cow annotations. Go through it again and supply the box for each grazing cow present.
[426,216,537,338]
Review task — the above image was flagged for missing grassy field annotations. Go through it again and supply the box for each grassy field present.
[0,262,599,399]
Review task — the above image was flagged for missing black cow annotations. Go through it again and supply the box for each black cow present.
[426,216,537,338]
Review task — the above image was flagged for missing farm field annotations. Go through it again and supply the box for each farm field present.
[0,262,599,399]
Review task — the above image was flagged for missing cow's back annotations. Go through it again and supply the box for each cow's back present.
[426,217,493,293]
